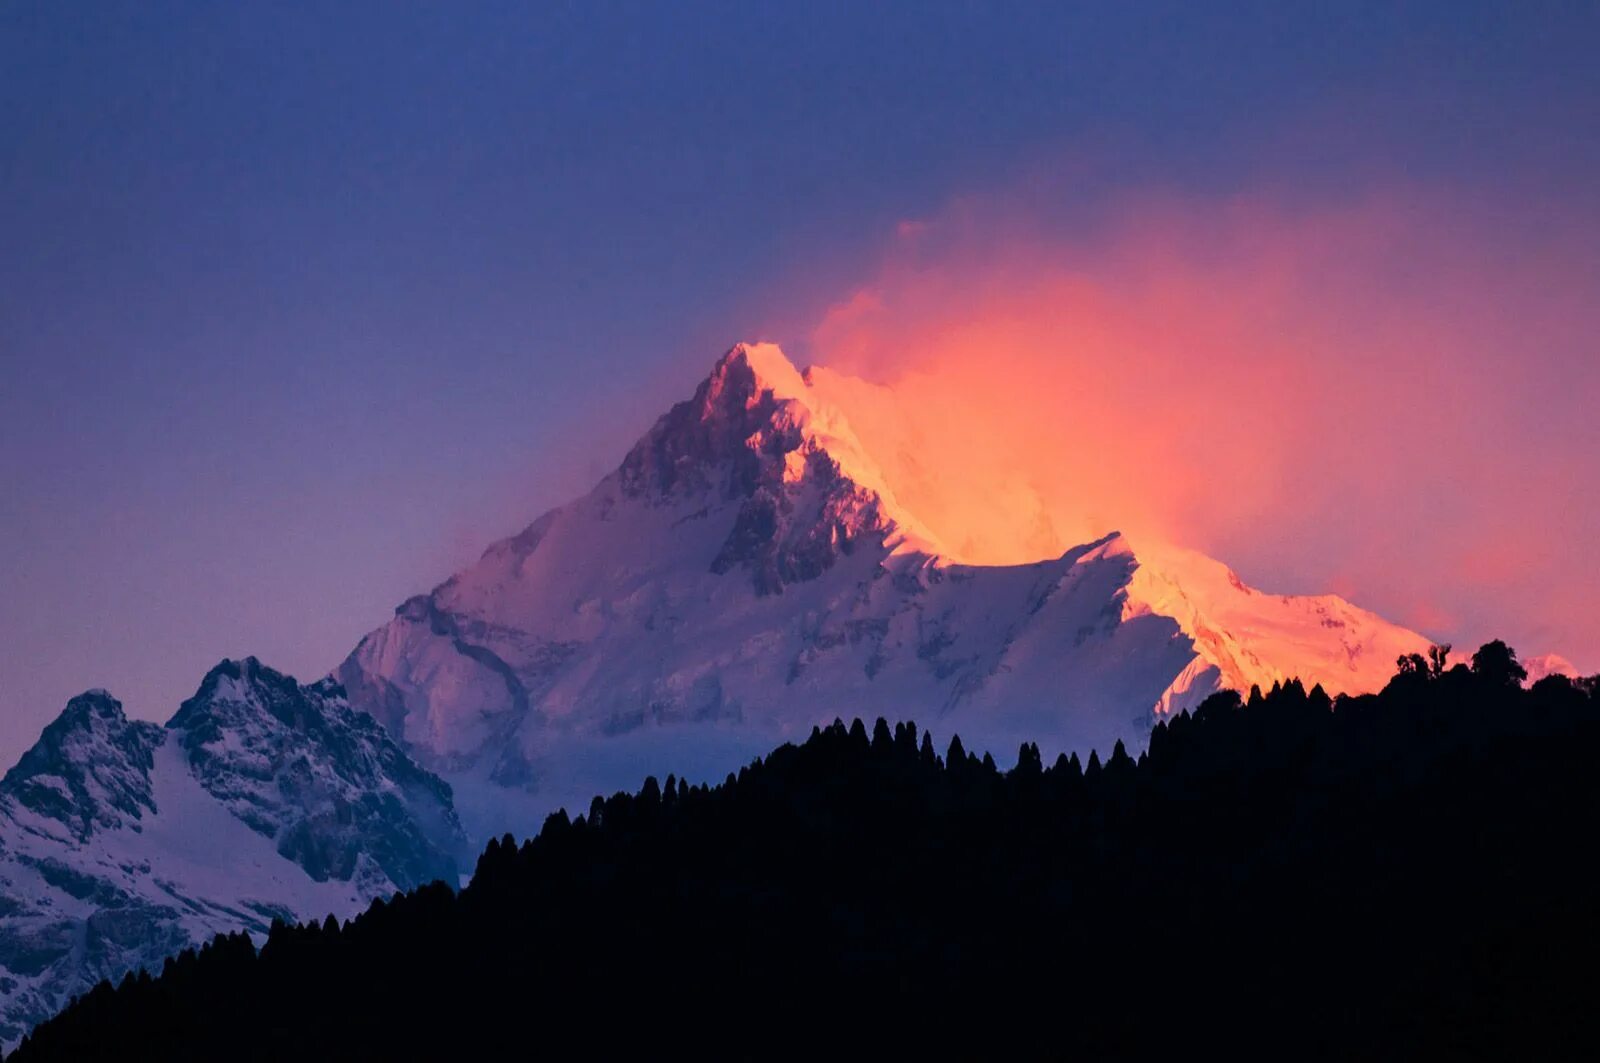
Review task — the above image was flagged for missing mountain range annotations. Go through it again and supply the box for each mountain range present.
[1,340,1529,1042]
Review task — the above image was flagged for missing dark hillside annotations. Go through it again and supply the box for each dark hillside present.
[14,643,1599,1061]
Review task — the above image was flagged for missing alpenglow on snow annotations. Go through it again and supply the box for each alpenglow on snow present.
[337,343,1431,837]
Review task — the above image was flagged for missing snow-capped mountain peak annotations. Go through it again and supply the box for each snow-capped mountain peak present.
[337,341,1435,840]
[618,342,946,565]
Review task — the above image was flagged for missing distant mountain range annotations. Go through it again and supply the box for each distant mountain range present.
[3,341,1569,1043]
[0,660,464,1043]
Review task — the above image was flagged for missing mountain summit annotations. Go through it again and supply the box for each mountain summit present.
[337,343,1430,837]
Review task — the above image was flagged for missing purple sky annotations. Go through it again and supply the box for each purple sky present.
[3,2,1597,760]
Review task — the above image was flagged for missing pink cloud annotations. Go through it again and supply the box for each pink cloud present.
[798,183,1600,672]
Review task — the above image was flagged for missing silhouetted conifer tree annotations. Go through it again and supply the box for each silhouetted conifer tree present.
[1016,742,1042,777]
[872,718,893,751]
[947,734,966,766]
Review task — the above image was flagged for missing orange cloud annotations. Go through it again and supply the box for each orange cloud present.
[794,184,1599,672]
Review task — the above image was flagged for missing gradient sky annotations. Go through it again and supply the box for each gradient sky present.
[3,2,1597,760]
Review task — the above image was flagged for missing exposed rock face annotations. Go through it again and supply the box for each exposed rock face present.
[0,669,466,1046]
[621,343,900,595]
[338,343,1431,840]
[2,692,163,843]
[169,658,462,892]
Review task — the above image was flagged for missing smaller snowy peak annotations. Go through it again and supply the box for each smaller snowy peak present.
[0,691,165,842]
[166,658,466,892]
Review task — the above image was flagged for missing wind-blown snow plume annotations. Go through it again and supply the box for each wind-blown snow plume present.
[798,186,1599,670]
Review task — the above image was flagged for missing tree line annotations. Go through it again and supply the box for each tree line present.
[12,641,1599,1060]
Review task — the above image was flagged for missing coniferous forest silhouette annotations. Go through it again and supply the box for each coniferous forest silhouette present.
[11,642,1599,1061]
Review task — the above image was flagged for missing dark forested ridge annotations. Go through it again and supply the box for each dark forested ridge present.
[12,643,1600,1061]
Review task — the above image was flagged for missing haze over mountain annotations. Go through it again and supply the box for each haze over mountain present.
[339,342,1432,838]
